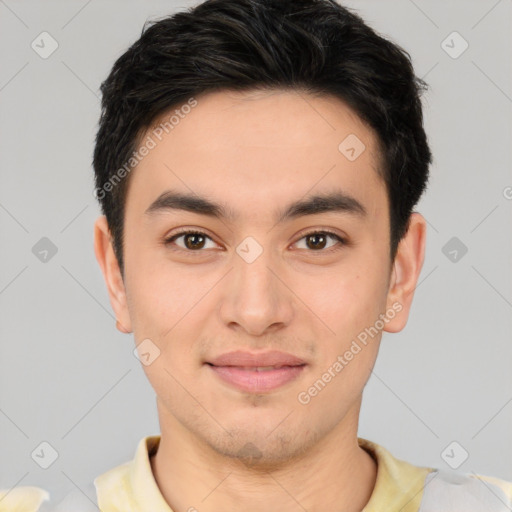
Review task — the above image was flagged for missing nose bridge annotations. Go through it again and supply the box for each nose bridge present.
[220,235,293,334]
[234,236,279,303]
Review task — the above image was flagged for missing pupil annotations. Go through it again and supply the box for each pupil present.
[308,234,326,250]
[185,234,205,249]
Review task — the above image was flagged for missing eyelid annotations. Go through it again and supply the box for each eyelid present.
[293,227,347,245]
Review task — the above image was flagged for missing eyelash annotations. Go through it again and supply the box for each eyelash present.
[163,229,347,254]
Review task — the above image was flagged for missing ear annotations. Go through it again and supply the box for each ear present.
[93,216,132,334]
[383,212,427,333]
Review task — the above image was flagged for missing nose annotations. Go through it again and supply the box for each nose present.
[218,244,294,337]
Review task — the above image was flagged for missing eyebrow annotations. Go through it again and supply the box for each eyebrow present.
[145,189,367,223]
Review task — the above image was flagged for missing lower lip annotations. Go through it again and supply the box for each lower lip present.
[207,364,306,393]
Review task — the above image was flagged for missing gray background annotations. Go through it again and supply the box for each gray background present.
[1,0,511,507]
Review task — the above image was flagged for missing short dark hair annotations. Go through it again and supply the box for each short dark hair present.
[93,0,431,275]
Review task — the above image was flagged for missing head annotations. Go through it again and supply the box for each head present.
[93,0,431,466]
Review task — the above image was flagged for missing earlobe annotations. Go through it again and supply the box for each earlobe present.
[93,216,133,334]
[116,320,132,334]
[384,213,427,333]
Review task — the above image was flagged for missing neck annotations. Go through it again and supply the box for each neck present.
[150,398,377,512]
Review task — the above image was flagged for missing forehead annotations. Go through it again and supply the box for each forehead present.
[125,88,387,222]
[148,88,378,154]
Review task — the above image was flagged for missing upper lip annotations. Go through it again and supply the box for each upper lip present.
[207,350,306,367]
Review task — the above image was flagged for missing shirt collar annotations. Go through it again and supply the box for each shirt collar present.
[359,437,432,512]
[129,435,174,511]
[99,435,431,512]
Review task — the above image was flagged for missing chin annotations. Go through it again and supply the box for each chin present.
[204,426,316,469]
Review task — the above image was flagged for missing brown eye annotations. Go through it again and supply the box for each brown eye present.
[164,230,216,251]
[295,231,345,252]
[182,232,206,250]
[305,233,328,250]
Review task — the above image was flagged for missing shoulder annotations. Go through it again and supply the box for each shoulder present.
[419,469,512,510]
[358,438,512,511]
[475,472,512,497]
[94,460,136,512]
[0,486,49,512]
[471,471,512,498]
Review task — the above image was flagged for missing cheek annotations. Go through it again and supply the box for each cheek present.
[123,241,188,337]
[305,263,389,341]
[127,278,180,338]
[124,258,216,380]
[297,274,386,412]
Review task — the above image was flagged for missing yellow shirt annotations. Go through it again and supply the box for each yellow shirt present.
[94,436,512,512]
[0,486,49,512]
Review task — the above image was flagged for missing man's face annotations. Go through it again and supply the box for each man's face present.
[110,89,402,464]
